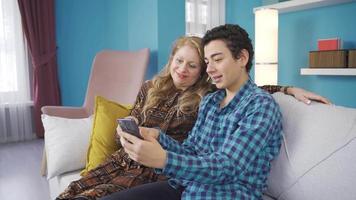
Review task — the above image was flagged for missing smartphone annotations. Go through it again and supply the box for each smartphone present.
[117,118,143,139]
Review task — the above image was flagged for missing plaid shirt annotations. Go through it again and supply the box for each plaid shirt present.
[156,79,282,200]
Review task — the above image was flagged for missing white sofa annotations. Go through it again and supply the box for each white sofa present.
[44,93,356,200]
[47,170,81,200]
[265,93,356,200]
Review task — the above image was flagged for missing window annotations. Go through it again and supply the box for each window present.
[0,0,33,143]
[0,0,30,103]
[185,0,225,37]
[0,30,19,92]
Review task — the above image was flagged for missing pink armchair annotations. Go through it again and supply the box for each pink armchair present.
[41,48,149,118]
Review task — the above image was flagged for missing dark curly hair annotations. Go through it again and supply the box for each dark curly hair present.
[202,24,254,72]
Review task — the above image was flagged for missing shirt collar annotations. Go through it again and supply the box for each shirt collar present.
[213,78,255,108]
[234,78,254,102]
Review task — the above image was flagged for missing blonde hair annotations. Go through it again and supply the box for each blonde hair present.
[142,36,212,117]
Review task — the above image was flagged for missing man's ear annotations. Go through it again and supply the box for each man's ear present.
[238,49,249,67]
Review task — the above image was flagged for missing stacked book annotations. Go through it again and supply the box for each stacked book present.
[309,50,347,68]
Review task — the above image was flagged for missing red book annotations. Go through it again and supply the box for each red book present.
[318,38,341,51]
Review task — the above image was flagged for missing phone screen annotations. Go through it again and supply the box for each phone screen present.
[117,118,143,139]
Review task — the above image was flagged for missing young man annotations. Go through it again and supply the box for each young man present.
[103,24,282,200]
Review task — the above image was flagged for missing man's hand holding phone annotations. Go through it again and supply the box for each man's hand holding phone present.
[116,119,166,168]
[117,118,143,139]
[116,118,160,141]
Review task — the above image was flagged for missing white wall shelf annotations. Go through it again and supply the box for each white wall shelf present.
[300,68,356,76]
[254,0,356,13]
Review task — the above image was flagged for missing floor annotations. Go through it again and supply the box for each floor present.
[0,139,50,200]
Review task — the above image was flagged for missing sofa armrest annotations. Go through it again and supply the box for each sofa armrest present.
[41,106,89,118]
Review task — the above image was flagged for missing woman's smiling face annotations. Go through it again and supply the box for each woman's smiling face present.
[170,45,202,90]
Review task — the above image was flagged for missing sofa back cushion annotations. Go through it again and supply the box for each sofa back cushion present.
[268,93,356,200]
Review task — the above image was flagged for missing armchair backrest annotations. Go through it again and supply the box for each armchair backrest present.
[83,49,149,115]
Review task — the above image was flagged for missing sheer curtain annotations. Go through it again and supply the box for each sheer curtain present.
[0,0,34,143]
[186,0,225,37]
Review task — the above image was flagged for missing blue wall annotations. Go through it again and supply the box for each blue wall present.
[56,0,128,106]
[128,0,158,79]
[56,0,184,106]
[226,0,356,108]
[157,0,185,70]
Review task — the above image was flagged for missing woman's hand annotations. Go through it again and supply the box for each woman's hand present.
[286,87,331,105]
[117,127,166,169]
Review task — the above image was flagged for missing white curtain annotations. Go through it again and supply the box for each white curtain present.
[186,0,225,37]
[0,0,34,143]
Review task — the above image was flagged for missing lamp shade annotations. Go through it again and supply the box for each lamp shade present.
[255,8,278,86]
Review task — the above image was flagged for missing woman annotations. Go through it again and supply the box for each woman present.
[57,36,329,200]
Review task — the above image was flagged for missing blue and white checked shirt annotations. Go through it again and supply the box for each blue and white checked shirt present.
[156,79,282,200]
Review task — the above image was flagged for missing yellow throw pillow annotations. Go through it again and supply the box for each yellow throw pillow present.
[81,96,132,175]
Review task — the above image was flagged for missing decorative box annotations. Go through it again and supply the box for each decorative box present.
[348,50,356,68]
[309,50,347,68]
[317,38,341,51]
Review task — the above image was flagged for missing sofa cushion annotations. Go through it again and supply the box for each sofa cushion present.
[82,96,132,174]
[42,115,93,179]
[267,93,356,200]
